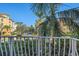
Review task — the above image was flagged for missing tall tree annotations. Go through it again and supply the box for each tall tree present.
[31,3,79,37]
[14,22,29,36]
[31,3,61,37]
[58,10,79,37]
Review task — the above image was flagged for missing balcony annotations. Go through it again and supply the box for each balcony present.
[0,36,78,56]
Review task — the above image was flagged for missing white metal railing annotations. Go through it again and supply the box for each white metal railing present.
[0,36,78,56]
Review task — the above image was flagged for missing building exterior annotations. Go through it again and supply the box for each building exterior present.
[12,21,17,32]
[0,14,16,36]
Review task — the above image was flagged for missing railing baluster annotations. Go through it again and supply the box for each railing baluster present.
[71,38,77,56]
[4,37,8,56]
[54,38,56,56]
[28,37,30,56]
[37,37,40,56]
[68,39,71,56]
[0,37,3,56]
[8,37,13,56]
[58,38,60,56]
[24,37,27,56]
[40,38,42,56]
[32,37,34,56]
[16,37,19,56]
[45,37,46,56]
[49,37,51,56]
[20,37,23,56]
[75,39,78,56]
[13,37,16,56]
[63,38,66,56]
[36,37,38,56]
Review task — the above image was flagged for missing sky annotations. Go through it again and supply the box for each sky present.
[0,3,79,26]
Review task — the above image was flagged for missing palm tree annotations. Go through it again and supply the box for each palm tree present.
[58,10,79,37]
[31,3,61,37]
[31,4,79,55]
[31,3,79,38]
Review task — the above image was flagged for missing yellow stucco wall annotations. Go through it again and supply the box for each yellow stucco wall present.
[0,14,13,36]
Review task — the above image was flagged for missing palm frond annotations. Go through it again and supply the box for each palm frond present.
[58,10,79,37]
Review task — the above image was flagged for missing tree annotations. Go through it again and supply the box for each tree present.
[3,25,11,31]
[31,3,61,37]
[27,25,37,35]
[31,3,79,38]
[14,22,29,36]
[58,10,79,38]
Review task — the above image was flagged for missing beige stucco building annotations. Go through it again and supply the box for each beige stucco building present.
[0,14,16,36]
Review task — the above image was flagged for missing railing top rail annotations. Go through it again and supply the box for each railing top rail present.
[0,35,78,39]
[72,38,79,41]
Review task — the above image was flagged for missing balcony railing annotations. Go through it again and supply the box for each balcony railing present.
[0,36,78,56]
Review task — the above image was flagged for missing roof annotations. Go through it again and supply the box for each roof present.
[0,13,10,17]
[0,13,14,22]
